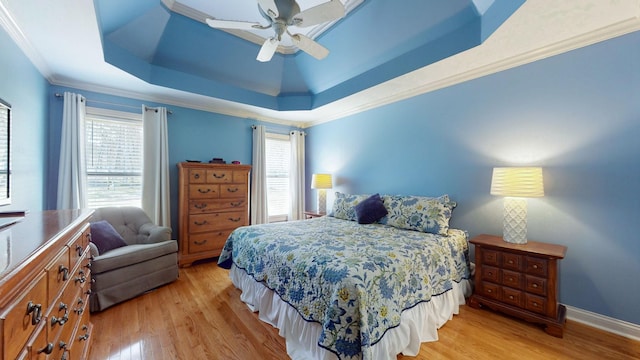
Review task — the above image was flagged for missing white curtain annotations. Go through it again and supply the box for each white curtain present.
[288,130,305,221]
[57,92,87,210]
[251,125,268,224]
[142,106,171,227]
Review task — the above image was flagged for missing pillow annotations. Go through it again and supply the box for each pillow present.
[330,192,371,221]
[90,220,127,255]
[379,194,456,235]
[354,194,388,224]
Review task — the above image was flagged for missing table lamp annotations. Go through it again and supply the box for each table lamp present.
[490,167,544,244]
[311,173,332,214]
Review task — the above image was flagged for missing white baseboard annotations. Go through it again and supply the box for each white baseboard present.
[566,305,640,342]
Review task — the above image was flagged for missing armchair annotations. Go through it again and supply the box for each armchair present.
[89,206,178,312]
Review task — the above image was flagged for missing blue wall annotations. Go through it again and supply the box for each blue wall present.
[0,27,48,211]
[306,31,640,325]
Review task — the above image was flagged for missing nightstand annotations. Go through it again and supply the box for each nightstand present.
[469,234,567,337]
[304,211,323,219]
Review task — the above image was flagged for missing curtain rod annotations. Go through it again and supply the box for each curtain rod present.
[54,93,173,114]
[252,124,306,135]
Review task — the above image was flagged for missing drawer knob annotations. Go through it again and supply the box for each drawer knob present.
[26,301,42,325]
[533,302,539,307]
[508,277,513,281]
[193,174,200,179]
[533,264,539,269]
[532,283,538,288]
[509,295,514,300]
[487,289,492,293]
[58,265,70,281]
[37,343,54,355]
[508,260,514,264]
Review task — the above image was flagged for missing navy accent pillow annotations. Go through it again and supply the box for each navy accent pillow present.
[354,193,388,224]
[90,220,127,255]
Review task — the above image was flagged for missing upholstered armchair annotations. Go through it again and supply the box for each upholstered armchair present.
[89,206,179,312]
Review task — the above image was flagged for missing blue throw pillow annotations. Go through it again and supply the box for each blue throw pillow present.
[90,220,127,255]
[354,194,388,224]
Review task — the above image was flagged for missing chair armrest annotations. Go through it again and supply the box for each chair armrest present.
[139,223,172,243]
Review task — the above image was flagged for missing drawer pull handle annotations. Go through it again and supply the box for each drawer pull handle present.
[59,265,70,281]
[532,302,539,307]
[532,283,538,288]
[213,173,226,179]
[193,173,200,179]
[79,332,90,341]
[229,217,241,222]
[38,343,54,355]
[51,311,69,326]
[195,203,207,209]
[26,301,42,325]
[509,295,514,300]
[487,289,492,293]
[231,201,243,207]
[194,239,208,245]
[74,306,84,315]
[227,187,239,193]
[194,220,209,226]
[198,188,212,194]
[75,275,86,284]
[76,244,84,257]
[508,260,514,264]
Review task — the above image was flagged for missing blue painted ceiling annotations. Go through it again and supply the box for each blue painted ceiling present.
[94,0,524,111]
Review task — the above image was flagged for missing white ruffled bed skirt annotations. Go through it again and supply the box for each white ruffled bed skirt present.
[229,265,472,360]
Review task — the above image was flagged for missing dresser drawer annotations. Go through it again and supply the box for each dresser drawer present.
[189,212,247,233]
[189,184,220,199]
[526,256,548,277]
[502,253,523,271]
[480,282,501,300]
[219,184,248,199]
[45,247,71,307]
[22,321,49,360]
[526,293,548,315]
[232,171,248,183]
[189,199,248,214]
[502,287,524,307]
[188,230,233,253]
[481,266,499,282]
[68,227,88,273]
[189,169,206,183]
[482,249,499,266]
[526,275,547,296]
[1,272,48,360]
[207,169,232,183]
[501,269,523,289]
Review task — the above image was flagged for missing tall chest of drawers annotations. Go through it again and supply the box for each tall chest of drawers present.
[469,234,567,337]
[177,162,251,267]
[0,210,93,360]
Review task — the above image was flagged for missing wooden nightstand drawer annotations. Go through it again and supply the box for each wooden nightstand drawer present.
[482,249,499,266]
[502,269,523,289]
[526,275,547,296]
[502,287,524,307]
[502,253,523,271]
[481,266,500,282]
[481,282,500,300]
[526,257,548,276]
[526,293,547,315]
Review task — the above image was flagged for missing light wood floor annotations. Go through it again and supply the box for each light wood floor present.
[90,260,640,360]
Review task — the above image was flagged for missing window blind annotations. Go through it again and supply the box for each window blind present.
[265,134,290,221]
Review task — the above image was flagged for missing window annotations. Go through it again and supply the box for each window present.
[265,133,290,222]
[85,108,143,208]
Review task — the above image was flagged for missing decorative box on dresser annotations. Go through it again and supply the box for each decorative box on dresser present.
[469,234,568,337]
[0,209,94,360]
[177,162,251,267]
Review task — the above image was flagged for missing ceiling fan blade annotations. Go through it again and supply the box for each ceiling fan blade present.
[206,18,261,30]
[291,33,329,60]
[257,37,280,62]
[294,0,345,28]
[257,0,279,18]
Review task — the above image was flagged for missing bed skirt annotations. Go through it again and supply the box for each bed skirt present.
[229,265,472,359]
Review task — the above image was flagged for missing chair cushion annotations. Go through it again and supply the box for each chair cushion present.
[91,240,178,274]
[90,220,128,255]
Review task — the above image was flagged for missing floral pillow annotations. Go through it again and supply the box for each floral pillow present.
[379,194,456,235]
[330,192,371,221]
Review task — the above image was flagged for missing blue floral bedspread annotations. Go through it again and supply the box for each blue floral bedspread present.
[218,217,471,359]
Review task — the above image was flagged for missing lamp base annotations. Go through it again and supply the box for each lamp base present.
[317,189,327,215]
[503,197,527,244]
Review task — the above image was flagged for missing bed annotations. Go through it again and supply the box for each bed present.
[218,193,472,360]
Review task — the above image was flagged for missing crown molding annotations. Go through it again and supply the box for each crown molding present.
[0,1,53,78]
[301,16,640,128]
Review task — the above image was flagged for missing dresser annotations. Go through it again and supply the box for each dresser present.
[0,210,94,360]
[469,234,567,337]
[177,162,251,267]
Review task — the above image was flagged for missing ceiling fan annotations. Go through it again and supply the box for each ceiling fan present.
[206,0,345,62]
